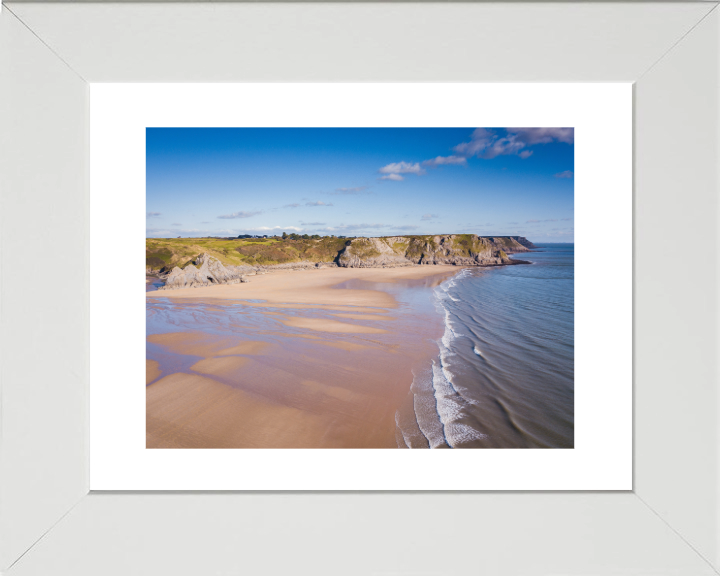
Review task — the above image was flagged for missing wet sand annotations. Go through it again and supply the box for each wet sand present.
[146,266,457,308]
[146,265,459,448]
[146,359,161,385]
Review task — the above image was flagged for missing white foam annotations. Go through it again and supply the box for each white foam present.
[409,368,448,449]
[401,267,489,449]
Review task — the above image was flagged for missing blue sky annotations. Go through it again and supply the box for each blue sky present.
[146,128,574,242]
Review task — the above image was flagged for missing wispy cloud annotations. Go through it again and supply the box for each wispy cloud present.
[514,128,574,145]
[300,221,326,226]
[331,186,371,195]
[311,223,389,234]
[243,226,303,233]
[526,218,559,223]
[171,223,182,226]
[146,226,237,238]
[378,174,404,181]
[561,217,573,221]
[555,170,574,179]
[453,127,574,160]
[421,213,439,221]
[147,212,161,217]
[287,201,334,208]
[311,223,423,234]
[217,211,262,219]
[422,155,467,168]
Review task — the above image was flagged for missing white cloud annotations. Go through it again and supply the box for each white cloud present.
[422,155,467,168]
[305,201,333,207]
[555,170,574,179]
[379,161,425,175]
[511,127,574,145]
[147,212,161,217]
[421,213,439,221]
[379,155,465,182]
[217,211,262,219]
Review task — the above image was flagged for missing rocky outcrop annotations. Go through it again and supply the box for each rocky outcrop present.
[156,255,342,290]
[158,253,250,290]
[337,235,530,268]
[505,236,537,250]
[336,237,416,268]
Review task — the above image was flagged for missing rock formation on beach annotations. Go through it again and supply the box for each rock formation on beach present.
[158,253,251,290]
[337,235,530,268]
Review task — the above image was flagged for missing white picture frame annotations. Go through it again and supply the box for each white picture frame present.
[1,2,718,574]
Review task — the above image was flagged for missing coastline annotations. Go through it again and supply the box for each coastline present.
[147,265,462,448]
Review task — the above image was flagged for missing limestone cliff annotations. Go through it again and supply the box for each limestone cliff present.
[337,235,530,268]
[505,236,537,249]
[150,236,534,289]
[158,253,251,290]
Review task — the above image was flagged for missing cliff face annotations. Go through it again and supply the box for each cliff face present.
[506,236,537,249]
[337,235,530,268]
[150,236,534,288]
[158,253,252,290]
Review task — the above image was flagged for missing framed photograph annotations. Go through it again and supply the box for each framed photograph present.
[2,2,718,574]
[89,83,630,491]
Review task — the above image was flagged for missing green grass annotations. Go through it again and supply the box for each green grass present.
[146,237,348,270]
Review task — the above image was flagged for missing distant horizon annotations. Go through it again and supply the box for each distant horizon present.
[147,127,574,242]
[147,232,574,244]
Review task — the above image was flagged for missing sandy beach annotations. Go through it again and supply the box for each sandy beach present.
[146,265,459,448]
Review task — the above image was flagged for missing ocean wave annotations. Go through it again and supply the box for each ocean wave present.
[410,367,448,448]
[395,267,494,448]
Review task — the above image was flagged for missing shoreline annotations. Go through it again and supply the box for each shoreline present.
[146,265,462,448]
[147,265,462,308]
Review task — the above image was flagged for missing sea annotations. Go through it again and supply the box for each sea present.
[395,243,574,449]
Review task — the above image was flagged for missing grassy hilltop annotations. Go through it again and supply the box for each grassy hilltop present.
[146,236,349,271]
[146,234,531,271]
